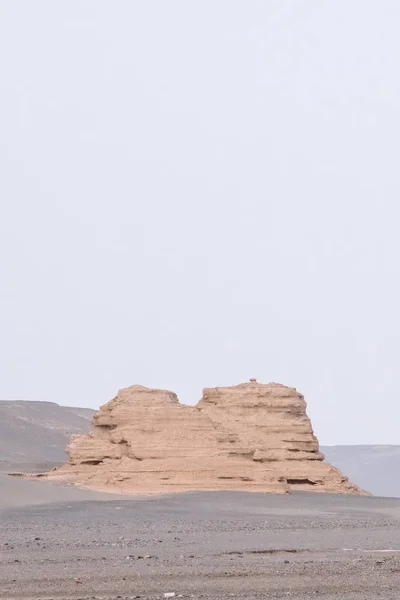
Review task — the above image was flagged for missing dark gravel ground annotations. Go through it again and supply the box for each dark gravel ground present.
[2,478,400,599]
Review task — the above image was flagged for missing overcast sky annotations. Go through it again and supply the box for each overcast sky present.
[1,1,399,445]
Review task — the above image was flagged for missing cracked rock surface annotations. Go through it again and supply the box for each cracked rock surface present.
[39,381,365,495]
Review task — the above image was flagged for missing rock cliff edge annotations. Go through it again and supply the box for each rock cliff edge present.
[44,381,366,495]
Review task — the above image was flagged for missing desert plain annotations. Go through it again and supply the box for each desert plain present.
[2,469,400,600]
[1,382,400,599]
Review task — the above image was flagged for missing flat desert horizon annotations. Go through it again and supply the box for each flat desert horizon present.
[2,387,400,598]
[3,472,400,599]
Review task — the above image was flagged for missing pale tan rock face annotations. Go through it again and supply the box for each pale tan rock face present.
[46,382,366,495]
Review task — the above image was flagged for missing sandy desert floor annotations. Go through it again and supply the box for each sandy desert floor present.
[2,472,400,599]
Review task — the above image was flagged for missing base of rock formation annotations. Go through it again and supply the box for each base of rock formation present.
[38,381,367,495]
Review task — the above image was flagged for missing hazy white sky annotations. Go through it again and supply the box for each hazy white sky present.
[1,0,399,445]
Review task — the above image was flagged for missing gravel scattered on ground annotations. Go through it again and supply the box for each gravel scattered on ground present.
[2,476,400,599]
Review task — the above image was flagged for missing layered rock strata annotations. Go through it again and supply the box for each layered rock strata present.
[44,381,366,494]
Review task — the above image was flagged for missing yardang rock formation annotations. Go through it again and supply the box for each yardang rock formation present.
[44,381,366,494]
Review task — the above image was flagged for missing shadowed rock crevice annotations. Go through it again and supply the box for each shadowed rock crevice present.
[286,478,317,486]
[41,381,367,495]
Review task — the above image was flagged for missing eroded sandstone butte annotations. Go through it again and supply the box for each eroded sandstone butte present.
[45,381,366,494]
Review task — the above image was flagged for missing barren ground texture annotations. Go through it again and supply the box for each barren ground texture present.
[2,475,400,599]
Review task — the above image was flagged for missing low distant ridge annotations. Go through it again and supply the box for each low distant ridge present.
[42,381,366,495]
[0,400,94,471]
